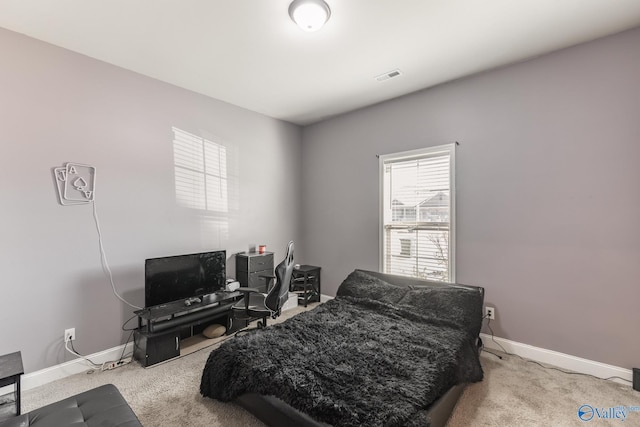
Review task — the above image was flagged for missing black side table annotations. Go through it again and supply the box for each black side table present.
[0,351,23,417]
[290,265,321,307]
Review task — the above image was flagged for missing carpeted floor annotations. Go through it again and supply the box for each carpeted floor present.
[448,351,638,426]
[20,305,639,426]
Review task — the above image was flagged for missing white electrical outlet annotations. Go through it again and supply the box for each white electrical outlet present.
[64,328,76,342]
[485,306,495,320]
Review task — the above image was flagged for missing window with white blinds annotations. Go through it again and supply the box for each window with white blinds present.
[380,144,455,282]
[172,127,228,212]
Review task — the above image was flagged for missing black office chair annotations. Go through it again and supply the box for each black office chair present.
[232,241,295,329]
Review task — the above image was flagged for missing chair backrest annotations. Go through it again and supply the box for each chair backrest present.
[264,241,295,314]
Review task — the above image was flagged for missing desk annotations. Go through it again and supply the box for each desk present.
[290,265,321,307]
[0,351,23,418]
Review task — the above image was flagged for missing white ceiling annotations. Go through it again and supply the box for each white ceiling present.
[2,0,640,125]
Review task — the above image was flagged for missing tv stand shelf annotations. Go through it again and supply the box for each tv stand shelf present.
[133,291,242,367]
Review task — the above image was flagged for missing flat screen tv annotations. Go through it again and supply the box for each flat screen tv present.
[145,250,226,307]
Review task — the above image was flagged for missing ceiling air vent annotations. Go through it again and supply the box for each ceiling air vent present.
[375,69,402,82]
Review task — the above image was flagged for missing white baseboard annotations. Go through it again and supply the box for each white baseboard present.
[20,342,134,392]
[320,293,333,303]
[22,311,629,393]
[480,333,632,385]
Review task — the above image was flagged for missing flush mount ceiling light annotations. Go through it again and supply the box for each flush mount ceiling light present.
[288,0,331,32]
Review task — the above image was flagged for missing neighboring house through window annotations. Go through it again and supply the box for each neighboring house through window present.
[379,144,455,282]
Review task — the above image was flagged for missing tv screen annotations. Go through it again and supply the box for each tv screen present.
[145,250,226,307]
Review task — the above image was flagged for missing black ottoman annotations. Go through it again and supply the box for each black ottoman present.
[0,384,141,427]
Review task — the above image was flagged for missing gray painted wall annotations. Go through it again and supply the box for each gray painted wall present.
[2,22,638,374]
[0,28,302,372]
[300,27,640,369]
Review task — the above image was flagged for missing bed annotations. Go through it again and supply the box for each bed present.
[200,269,484,427]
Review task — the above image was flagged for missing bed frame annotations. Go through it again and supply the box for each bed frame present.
[234,270,483,427]
[237,383,465,427]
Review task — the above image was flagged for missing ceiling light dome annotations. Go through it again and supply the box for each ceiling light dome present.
[289,0,331,32]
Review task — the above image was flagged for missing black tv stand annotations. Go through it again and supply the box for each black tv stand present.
[133,291,242,367]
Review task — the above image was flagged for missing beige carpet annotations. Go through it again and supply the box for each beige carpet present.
[448,351,638,426]
[22,307,639,426]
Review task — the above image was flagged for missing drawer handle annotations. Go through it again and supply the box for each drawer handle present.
[175,336,179,351]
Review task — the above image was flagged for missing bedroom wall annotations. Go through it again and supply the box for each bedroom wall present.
[0,28,302,372]
[300,27,640,369]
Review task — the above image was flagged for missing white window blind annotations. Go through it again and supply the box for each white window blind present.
[173,127,228,212]
[380,144,455,282]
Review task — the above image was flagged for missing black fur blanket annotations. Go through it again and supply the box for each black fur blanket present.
[200,270,483,426]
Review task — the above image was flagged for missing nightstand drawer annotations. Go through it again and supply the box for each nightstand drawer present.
[236,252,274,272]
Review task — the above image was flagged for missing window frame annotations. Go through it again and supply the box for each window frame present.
[378,144,456,282]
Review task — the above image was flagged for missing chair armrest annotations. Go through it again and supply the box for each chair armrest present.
[236,287,261,311]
